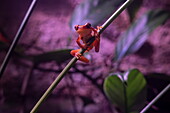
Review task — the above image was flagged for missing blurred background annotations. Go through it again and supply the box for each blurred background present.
[0,0,170,113]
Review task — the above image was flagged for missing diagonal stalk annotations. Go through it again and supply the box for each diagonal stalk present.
[30,0,133,113]
[0,0,37,78]
[140,84,170,113]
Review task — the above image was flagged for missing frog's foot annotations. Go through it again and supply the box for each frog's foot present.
[70,49,89,63]
[75,53,82,59]
[97,26,103,30]
[75,53,89,63]
[70,49,80,56]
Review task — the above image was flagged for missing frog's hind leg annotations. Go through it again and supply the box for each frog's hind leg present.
[94,38,100,52]
[70,49,81,56]
[78,56,89,63]
[70,49,89,63]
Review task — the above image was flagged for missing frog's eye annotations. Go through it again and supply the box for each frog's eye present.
[74,25,79,30]
[85,23,91,28]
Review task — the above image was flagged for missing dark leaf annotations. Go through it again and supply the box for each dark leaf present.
[32,49,73,64]
[104,69,147,113]
[69,0,126,30]
[146,73,170,82]
[127,0,143,22]
[114,9,170,61]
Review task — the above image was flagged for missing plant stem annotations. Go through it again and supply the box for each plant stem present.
[140,84,170,113]
[0,0,37,78]
[30,57,77,113]
[99,0,133,34]
[30,0,133,113]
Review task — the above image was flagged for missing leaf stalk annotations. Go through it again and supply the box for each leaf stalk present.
[0,0,37,78]
[30,1,133,113]
[140,84,170,113]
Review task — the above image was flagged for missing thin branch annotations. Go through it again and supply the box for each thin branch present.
[99,0,133,34]
[30,57,77,113]
[0,0,37,78]
[140,84,170,113]
[30,1,133,113]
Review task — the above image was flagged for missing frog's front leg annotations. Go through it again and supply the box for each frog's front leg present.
[70,49,89,63]
[76,36,85,49]
[91,26,102,52]
[94,36,100,52]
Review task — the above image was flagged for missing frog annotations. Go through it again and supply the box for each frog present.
[70,23,101,63]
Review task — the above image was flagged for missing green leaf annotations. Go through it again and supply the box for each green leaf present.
[114,9,170,61]
[69,0,125,30]
[104,69,147,113]
[32,49,73,64]
[126,69,147,112]
[127,0,143,22]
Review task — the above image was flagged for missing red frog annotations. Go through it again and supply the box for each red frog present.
[70,23,101,63]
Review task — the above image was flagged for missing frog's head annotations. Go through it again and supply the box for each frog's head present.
[74,23,92,37]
